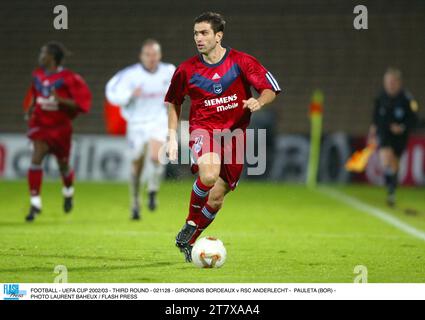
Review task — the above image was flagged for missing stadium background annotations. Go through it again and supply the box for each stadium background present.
[0,0,424,183]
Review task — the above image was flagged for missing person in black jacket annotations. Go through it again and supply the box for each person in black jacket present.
[368,68,419,206]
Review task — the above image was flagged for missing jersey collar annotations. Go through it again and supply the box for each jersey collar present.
[140,63,159,74]
[198,47,231,68]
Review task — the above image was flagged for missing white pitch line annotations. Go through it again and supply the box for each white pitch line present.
[319,187,425,242]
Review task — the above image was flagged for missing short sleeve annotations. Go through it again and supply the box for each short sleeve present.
[105,69,134,107]
[68,73,92,113]
[239,54,281,94]
[164,65,187,105]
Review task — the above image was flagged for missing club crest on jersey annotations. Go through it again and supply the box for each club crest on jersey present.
[394,107,405,119]
[213,83,223,94]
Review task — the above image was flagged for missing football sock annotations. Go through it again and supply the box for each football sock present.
[28,164,43,209]
[62,186,74,198]
[61,168,74,187]
[384,168,397,195]
[130,173,140,209]
[186,177,212,223]
[189,203,219,245]
[147,162,164,193]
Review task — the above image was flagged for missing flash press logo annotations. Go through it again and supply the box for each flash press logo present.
[3,284,27,300]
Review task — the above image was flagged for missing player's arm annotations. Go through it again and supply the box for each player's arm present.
[23,80,36,121]
[368,124,377,145]
[105,69,139,108]
[368,98,379,145]
[52,90,79,112]
[243,89,276,112]
[60,73,92,114]
[240,54,281,112]
[167,103,181,161]
[164,65,187,161]
[405,97,420,130]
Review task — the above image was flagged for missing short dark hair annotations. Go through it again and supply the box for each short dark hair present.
[194,12,226,34]
[45,41,68,65]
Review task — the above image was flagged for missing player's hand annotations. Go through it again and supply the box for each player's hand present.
[166,137,178,162]
[132,87,142,98]
[390,123,405,135]
[242,98,263,112]
[367,134,377,147]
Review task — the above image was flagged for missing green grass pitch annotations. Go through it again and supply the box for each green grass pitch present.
[0,180,424,283]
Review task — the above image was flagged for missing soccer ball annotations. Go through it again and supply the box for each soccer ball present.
[191,237,227,268]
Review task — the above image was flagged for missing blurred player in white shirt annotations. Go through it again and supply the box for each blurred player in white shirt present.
[106,39,175,220]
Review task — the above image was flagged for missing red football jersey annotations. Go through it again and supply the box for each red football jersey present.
[28,67,92,129]
[165,48,281,133]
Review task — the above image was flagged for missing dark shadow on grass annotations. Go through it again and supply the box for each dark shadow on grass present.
[0,261,178,273]
[0,221,115,227]
[0,252,163,262]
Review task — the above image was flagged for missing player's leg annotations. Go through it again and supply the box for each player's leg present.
[130,147,147,220]
[127,129,148,220]
[26,140,49,221]
[188,177,230,245]
[379,147,399,206]
[57,157,75,213]
[176,152,221,262]
[146,138,165,211]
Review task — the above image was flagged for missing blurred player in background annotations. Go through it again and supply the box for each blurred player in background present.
[368,68,419,206]
[166,12,281,262]
[106,39,175,220]
[24,42,92,221]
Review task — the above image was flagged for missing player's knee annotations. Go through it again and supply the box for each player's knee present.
[200,172,219,187]
[31,153,44,166]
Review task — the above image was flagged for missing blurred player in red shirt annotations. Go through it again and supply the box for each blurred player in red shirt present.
[165,12,281,262]
[24,42,92,222]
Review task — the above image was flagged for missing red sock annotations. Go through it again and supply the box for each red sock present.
[61,169,74,188]
[189,203,219,245]
[28,166,43,196]
[186,177,212,223]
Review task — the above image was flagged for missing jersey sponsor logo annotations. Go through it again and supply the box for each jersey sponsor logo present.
[189,63,240,95]
[216,102,239,112]
[204,94,239,113]
[204,94,238,107]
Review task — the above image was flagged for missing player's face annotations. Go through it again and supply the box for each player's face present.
[140,44,162,71]
[38,46,54,67]
[194,22,222,54]
[383,73,402,97]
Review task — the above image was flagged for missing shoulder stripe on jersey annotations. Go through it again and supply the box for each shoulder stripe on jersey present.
[266,72,280,92]
[267,71,280,90]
